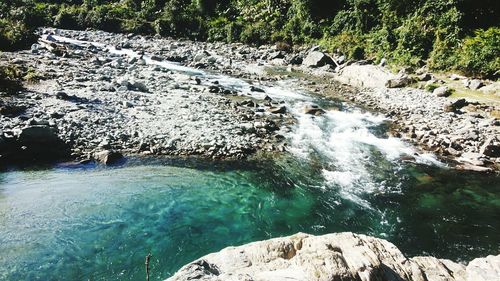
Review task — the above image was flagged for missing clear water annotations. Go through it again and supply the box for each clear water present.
[0,157,499,280]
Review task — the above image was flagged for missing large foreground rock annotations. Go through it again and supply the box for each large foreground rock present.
[166,232,499,281]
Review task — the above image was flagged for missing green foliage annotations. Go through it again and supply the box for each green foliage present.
[0,63,24,93]
[320,32,366,60]
[54,5,86,29]
[0,0,498,77]
[0,19,36,51]
[457,27,500,77]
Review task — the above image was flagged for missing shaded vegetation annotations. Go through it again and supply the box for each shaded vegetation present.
[0,0,499,77]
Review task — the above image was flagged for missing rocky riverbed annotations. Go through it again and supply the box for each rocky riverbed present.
[0,29,296,165]
[0,28,499,170]
[167,232,500,281]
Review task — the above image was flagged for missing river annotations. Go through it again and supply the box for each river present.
[0,35,499,280]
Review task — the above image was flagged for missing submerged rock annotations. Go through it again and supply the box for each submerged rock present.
[166,232,499,281]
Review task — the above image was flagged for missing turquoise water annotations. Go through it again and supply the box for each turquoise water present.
[0,157,499,280]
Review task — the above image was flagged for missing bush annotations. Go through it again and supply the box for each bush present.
[207,17,229,42]
[240,20,272,45]
[0,63,24,93]
[456,27,500,78]
[320,32,366,60]
[0,19,36,51]
[54,5,86,30]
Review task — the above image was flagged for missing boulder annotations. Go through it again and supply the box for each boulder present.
[302,51,334,68]
[17,126,60,144]
[166,232,496,281]
[466,254,500,281]
[0,104,26,117]
[267,106,287,114]
[417,73,432,81]
[433,86,451,97]
[480,137,500,158]
[444,98,468,112]
[468,79,484,90]
[385,76,413,88]
[94,150,124,165]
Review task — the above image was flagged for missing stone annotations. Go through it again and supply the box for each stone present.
[466,254,500,281]
[302,51,334,68]
[386,76,413,88]
[17,126,60,144]
[480,137,500,158]
[468,79,484,90]
[417,73,432,81]
[0,104,26,117]
[130,80,148,92]
[268,106,287,114]
[303,104,326,116]
[94,150,124,165]
[250,86,265,93]
[166,232,496,281]
[444,98,468,112]
[433,86,451,97]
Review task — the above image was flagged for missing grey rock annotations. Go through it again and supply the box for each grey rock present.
[267,106,287,114]
[17,126,60,144]
[480,137,500,158]
[167,232,497,281]
[386,76,413,88]
[94,150,123,165]
[468,79,484,90]
[302,51,334,68]
[433,86,451,97]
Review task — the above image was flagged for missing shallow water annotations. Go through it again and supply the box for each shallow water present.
[2,33,498,280]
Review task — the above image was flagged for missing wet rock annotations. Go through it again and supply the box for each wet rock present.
[433,86,451,97]
[94,150,124,165]
[56,91,70,100]
[302,51,334,68]
[267,106,286,114]
[167,232,495,281]
[303,104,326,116]
[250,86,265,93]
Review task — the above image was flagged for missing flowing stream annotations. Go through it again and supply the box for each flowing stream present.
[0,35,499,280]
